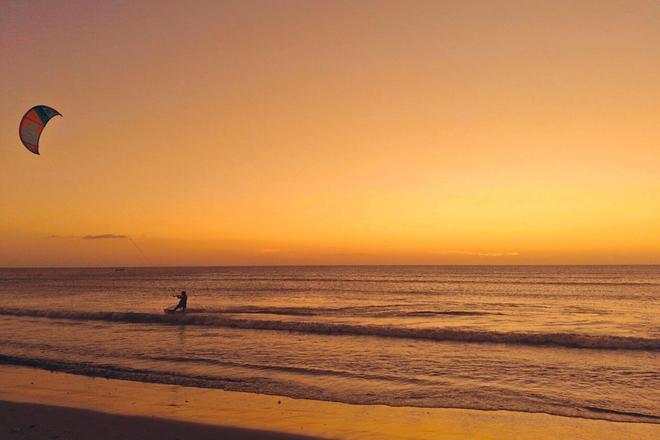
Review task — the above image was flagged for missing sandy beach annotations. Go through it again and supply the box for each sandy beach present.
[1,365,658,440]
[1,400,320,440]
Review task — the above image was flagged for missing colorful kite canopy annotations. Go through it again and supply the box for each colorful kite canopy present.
[19,105,62,155]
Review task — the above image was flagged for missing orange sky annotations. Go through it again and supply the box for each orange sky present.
[1,1,659,266]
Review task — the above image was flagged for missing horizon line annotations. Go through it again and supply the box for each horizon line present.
[2,263,660,269]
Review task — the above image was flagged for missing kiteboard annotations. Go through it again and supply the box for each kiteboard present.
[164,308,176,314]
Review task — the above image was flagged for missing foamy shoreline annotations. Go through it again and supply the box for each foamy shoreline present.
[1,365,657,440]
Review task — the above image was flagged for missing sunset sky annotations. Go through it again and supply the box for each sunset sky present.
[1,1,659,266]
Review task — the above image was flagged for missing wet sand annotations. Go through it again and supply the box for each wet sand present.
[0,400,322,440]
[1,365,658,440]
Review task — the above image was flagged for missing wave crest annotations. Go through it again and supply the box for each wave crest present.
[0,308,657,350]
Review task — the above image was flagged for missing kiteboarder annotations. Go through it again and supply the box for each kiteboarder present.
[171,291,188,313]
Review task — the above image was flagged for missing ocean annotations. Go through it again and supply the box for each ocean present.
[0,265,658,424]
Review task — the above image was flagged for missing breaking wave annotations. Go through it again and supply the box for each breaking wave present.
[187,305,495,317]
[1,354,659,424]
[0,308,657,350]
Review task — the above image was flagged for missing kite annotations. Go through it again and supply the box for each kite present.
[19,105,62,155]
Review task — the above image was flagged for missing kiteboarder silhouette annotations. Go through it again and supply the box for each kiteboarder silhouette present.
[168,291,188,313]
